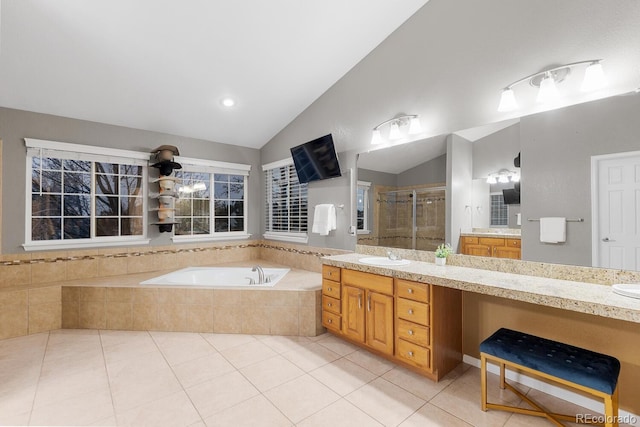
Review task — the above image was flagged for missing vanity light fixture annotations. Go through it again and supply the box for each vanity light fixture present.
[371,114,423,145]
[487,169,519,184]
[497,60,607,112]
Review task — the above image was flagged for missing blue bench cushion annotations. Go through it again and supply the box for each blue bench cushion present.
[480,328,620,395]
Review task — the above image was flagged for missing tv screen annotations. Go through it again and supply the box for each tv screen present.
[290,134,342,184]
[503,188,521,205]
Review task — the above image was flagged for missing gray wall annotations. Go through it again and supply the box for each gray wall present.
[521,93,640,266]
[357,168,397,187]
[0,107,261,253]
[472,123,520,180]
[446,134,473,253]
[397,154,447,187]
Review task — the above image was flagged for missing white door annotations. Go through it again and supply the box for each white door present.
[594,152,640,270]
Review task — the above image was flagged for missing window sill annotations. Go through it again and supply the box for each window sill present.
[356,229,371,235]
[22,238,151,252]
[171,233,252,243]
[262,232,309,244]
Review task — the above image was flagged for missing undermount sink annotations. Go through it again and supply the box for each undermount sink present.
[359,257,411,267]
[612,284,640,299]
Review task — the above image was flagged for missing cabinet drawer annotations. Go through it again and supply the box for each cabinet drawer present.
[396,280,429,303]
[322,310,341,332]
[342,269,393,295]
[322,279,341,299]
[322,265,341,281]
[397,318,430,346]
[397,298,429,326]
[397,339,431,370]
[322,295,340,315]
[462,236,478,244]
[506,238,521,248]
[478,237,505,246]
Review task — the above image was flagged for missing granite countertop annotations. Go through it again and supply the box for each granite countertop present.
[460,232,522,239]
[323,253,640,324]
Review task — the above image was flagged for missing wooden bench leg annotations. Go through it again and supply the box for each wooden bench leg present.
[481,353,488,411]
[604,386,619,427]
[500,362,506,389]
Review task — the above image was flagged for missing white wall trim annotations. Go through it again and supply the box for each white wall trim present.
[262,157,293,171]
[463,354,640,426]
[25,138,150,160]
[22,238,151,252]
[262,232,308,244]
[171,233,251,243]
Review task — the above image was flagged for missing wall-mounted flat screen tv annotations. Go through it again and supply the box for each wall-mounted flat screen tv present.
[503,188,521,205]
[290,134,342,184]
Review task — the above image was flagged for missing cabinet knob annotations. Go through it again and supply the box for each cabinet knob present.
[408,288,413,294]
[327,287,332,291]
[408,351,414,357]
[408,309,414,315]
[327,303,332,307]
[328,319,332,324]
[408,330,414,336]
[328,271,332,276]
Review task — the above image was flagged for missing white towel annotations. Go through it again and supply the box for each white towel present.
[312,204,336,236]
[540,217,566,243]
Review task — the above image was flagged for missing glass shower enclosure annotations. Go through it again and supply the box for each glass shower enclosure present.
[376,187,446,251]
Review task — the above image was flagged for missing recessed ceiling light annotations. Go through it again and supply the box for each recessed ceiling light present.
[221,98,235,107]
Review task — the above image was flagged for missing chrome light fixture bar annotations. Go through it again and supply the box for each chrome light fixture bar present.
[498,60,607,112]
[371,114,423,145]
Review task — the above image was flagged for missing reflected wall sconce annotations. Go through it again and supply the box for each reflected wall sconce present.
[371,114,423,145]
[497,60,607,112]
[487,169,520,184]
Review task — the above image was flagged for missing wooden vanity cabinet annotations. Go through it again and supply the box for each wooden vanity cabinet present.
[321,266,341,332]
[460,236,521,259]
[321,265,462,381]
[341,269,394,355]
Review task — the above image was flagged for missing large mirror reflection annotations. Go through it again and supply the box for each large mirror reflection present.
[356,91,640,271]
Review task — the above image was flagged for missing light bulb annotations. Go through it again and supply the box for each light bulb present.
[498,174,510,183]
[408,117,423,134]
[371,129,383,145]
[497,88,518,112]
[581,61,607,92]
[389,121,402,140]
[537,74,559,103]
[221,98,235,107]
[487,176,497,184]
[511,173,520,182]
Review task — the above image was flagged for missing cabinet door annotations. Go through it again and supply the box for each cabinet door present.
[464,244,491,257]
[494,246,521,259]
[366,291,394,355]
[342,285,365,343]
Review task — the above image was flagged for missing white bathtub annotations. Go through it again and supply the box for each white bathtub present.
[140,267,290,287]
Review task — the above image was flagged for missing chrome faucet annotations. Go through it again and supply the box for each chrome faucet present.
[252,265,265,284]
[387,251,401,261]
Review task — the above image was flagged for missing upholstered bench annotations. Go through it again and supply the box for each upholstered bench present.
[480,328,620,427]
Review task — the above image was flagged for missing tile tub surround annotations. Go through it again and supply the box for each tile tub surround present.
[325,253,640,323]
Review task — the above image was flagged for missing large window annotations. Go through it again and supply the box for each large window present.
[172,157,250,242]
[490,193,508,226]
[25,139,149,250]
[263,159,308,243]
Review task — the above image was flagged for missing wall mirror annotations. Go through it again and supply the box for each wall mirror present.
[356,91,640,271]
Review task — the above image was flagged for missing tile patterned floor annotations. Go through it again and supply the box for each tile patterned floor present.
[0,330,622,426]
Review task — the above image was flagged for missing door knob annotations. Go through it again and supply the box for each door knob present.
[602,237,616,242]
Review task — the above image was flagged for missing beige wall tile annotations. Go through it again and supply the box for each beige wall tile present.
[78,301,106,329]
[298,290,318,307]
[62,287,80,303]
[157,289,187,305]
[154,251,178,271]
[31,261,66,285]
[213,306,242,333]
[127,253,157,274]
[132,288,157,304]
[98,256,129,277]
[29,302,62,334]
[268,307,299,336]
[186,304,214,333]
[80,287,106,302]
[62,300,79,329]
[0,290,28,339]
[29,286,61,305]
[66,259,99,280]
[132,303,158,331]
[0,264,31,288]
[106,302,133,330]
[184,289,214,305]
[298,307,319,337]
[213,290,243,307]
[106,287,133,303]
[157,304,187,331]
[241,306,271,335]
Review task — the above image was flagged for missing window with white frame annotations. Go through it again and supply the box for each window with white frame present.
[263,159,308,243]
[172,157,250,241]
[25,139,149,250]
[356,181,371,233]
[490,193,508,226]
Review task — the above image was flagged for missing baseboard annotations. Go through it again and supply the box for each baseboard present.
[463,354,640,426]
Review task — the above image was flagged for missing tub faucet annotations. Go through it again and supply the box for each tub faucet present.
[252,265,265,284]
